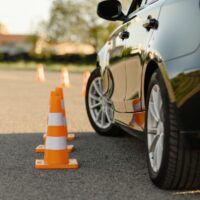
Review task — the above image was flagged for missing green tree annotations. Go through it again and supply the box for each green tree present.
[46,0,86,42]
[40,0,120,50]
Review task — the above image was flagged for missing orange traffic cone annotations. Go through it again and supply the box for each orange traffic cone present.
[35,91,74,153]
[35,92,79,169]
[36,64,45,82]
[81,71,90,96]
[60,68,70,88]
[41,87,75,142]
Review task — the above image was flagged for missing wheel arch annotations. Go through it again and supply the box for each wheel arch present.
[143,60,176,106]
[144,61,159,104]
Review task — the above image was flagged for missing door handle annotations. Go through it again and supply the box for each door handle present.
[119,31,130,40]
[143,15,159,31]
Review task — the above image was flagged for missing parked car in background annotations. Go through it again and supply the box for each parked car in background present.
[85,0,200,190]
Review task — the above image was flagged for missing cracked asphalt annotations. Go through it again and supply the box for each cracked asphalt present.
[0,70,199,200]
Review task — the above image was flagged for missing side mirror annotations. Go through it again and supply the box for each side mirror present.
[97,0,125,21]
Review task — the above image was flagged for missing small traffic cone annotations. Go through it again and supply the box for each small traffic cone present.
[35,92,79,169]
[60,68,70,88]
[55,87,75,141]
[81,71,90,96]
[35,91,74,153]
[36,64,45,82]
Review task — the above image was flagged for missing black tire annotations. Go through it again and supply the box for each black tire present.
[85,68,123,136]
[145,69,200,190]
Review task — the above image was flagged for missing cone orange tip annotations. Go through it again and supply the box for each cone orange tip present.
[55,87,65,111]
[55,87,64,98]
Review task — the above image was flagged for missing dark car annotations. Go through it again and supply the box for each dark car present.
[85,0,200,190]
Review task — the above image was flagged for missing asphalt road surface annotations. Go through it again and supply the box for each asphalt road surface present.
[0,70,199,200]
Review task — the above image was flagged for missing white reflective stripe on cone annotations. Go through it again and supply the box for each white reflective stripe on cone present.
[61,100,65,110]
[48,113,65,126]
[45,136,67,150]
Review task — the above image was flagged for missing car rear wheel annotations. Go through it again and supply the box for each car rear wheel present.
[85,68,123,136]
[146,69,200,190]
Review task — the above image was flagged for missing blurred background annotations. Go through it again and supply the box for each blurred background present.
[0,0,129,72]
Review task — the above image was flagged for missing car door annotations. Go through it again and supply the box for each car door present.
[124,0,164,112]
[105,24,128,112]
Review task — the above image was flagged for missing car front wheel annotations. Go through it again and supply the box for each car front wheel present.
[85,68,122,136]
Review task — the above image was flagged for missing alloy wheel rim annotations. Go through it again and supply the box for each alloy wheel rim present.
[88,77,113,129]
[147,84,164,173]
